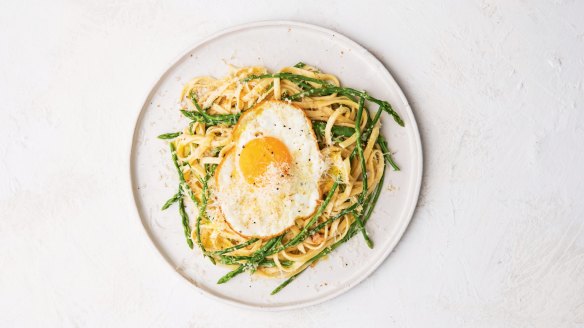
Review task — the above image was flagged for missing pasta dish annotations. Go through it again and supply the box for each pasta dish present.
[158,63,403,294]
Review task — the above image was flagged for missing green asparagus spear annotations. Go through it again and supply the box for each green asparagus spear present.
[161,192,181,210]
[157,132,182,139]
[353,97,374,248]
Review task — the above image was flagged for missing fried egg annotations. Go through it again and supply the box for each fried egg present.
[215,101,325,238]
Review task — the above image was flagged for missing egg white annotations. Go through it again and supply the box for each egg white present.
[215,101,325,238]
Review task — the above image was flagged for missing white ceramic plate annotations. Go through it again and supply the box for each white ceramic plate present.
[130,21,422,310]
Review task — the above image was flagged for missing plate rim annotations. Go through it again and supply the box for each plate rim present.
[129,20,423,311]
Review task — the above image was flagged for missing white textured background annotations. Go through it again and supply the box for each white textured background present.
[1,1,583,327]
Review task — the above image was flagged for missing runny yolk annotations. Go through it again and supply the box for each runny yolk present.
[239,136,292,183]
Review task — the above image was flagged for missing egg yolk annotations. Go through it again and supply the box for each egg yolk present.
[239,136,292,183]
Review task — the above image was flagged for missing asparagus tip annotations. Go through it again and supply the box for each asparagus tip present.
[216,273,232,284]
[366,239,374,249]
